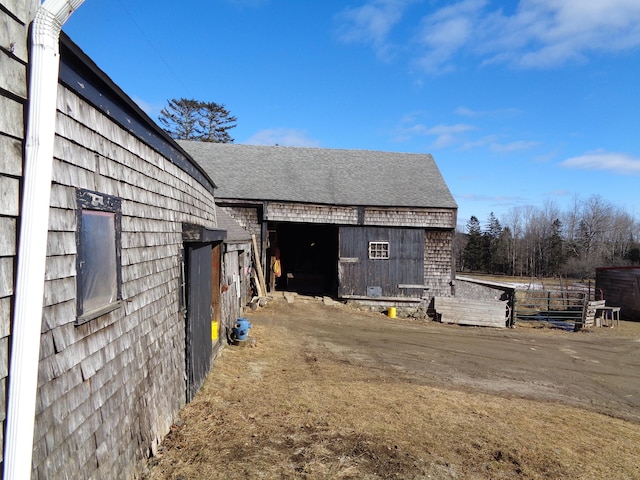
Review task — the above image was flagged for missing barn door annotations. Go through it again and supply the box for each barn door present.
[338,226,424,298]
[185,242,213,402]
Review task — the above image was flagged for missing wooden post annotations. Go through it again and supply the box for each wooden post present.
[251,234,267,296]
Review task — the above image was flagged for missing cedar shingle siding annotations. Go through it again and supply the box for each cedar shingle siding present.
[2,19,223,478]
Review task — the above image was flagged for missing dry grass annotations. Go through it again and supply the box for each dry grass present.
[143,318,640,479]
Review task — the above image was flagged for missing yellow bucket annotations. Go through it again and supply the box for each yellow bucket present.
[388,307,396,319]
[211,321,219,340]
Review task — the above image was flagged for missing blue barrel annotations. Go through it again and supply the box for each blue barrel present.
[232,318,252,341]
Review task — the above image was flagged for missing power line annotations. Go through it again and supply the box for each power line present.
[115,0,193,97]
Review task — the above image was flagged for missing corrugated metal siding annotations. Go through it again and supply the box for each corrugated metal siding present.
[339,226,424,298]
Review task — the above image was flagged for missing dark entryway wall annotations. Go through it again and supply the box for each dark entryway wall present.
[272,222,338,295]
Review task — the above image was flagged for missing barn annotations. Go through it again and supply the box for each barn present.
[1,2,239,477]
[180,142,458,309]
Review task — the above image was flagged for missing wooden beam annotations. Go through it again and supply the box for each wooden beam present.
[251,234,267,296]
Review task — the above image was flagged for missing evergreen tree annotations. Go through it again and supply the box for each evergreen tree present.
[198,101,237,143]
[545,218,564,276]
[484,212,503,273]
[158,98,237,142]
[158,98,202,140]
[463,216,484,271]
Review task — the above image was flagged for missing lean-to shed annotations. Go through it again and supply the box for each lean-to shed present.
[1,6,227,477]
[216,207,253,341]
[180,142,458,308]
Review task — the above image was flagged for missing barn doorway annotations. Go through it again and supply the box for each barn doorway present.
[270,222,338,296]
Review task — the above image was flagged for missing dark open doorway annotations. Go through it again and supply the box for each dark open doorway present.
[270,222,338,296]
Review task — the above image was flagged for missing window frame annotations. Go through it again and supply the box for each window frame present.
[368,241,390,260]
[75,188,123,325]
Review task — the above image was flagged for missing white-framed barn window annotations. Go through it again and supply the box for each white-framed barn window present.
[76,189,123,324]
[368,241,390,260]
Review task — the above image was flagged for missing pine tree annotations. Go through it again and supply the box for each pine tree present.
[463,216,484,271]
[198,101,237,143]
[158,98,202,140]
[158,98,237,142]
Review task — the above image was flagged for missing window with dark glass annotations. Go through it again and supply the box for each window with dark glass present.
[76,189,122,324]
[368,241,390,260]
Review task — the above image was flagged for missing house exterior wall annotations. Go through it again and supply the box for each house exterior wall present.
[0,0,39,468]
[30,82,217,478]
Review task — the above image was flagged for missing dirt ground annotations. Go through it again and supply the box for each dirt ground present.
[143,294,640,479]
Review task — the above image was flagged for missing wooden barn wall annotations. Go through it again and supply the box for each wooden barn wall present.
[31,85,217,479]
[364,208,455,229]
[339,226,424,298]
[220,245,251,340]
[267,203,359,225]
[266,202,456,229]
[424,230,455,297]
[0,0,39,468]
[596,268,640,320]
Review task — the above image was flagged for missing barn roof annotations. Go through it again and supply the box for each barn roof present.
[215,207,251,243]
[179,142,457,209]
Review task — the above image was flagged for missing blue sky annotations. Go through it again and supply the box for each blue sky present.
[64,0,640,227]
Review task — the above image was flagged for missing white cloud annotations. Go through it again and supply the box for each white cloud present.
[394,120,476,148]
[490,140,540,153]
[560,150,640,175]
[244,128,321,147]
[414,0,486,73]
[455,106,521,118]
[427,123,476,148]
[340,0,640,72]
[335,0,414,60]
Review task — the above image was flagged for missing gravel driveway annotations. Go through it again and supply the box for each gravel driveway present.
[253,294,640,422]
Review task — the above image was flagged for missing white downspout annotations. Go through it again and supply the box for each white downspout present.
[4,1,84,478]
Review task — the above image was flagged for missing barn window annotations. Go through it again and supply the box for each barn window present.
[76,189,122,324]
[368,241,390,260]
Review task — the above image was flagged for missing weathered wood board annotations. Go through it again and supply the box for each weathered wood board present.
[581,300,606,328]
[434,296,507,328]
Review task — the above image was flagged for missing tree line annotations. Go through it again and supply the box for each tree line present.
[457,195,640,279]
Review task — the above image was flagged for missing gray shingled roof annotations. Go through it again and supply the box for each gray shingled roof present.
[215,207,251,243]
[179,142,457,209]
